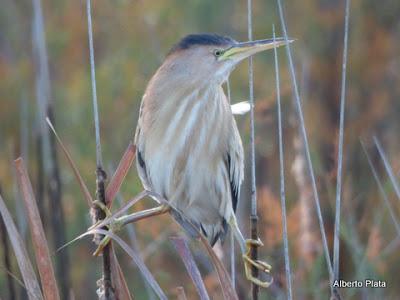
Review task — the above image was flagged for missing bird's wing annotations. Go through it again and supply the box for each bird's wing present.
[134,97,152,190]
[227,120,244,213]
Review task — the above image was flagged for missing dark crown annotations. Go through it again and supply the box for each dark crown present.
[169,33,236,54]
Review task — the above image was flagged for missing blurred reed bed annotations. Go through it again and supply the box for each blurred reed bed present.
[0,0,400,299]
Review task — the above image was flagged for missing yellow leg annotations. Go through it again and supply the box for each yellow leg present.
[243,239,273,288]
[91,200,112,225]
[229,216,273,288]
[90,202,170,256]
[91,200,118,256]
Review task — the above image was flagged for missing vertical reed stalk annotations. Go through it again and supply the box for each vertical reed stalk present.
[32,0,70,296]
[246,0,260,298]
[85,0,113,298]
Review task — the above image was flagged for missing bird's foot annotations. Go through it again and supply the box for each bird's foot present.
[242,239,273,288]
[92,200,111,219]
[90,200,123,256]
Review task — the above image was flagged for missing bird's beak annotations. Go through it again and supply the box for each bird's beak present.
[220,37,293,62]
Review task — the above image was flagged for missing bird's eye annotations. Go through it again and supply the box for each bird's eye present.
[214,49,223,57]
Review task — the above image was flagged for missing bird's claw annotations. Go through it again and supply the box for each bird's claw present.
[91,219,123,256]
[242,238,273,288]
[90,200,123,256]
[92,235,111,256]
[92,200,112,218]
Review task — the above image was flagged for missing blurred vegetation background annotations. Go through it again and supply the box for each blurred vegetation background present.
[1,0,400,299]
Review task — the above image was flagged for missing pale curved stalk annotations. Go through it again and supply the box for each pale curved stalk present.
[273,25,293,300]
[276,0,333,280]
[333,0,351,283]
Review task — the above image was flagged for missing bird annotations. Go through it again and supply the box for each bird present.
[93,33,289,288]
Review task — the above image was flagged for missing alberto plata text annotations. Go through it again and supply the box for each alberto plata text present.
[333,279,387,288]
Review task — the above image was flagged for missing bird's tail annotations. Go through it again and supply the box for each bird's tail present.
[170,209,228,247]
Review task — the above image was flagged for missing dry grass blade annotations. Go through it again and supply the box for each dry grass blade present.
[0,212,17,299]
[15,158,60,300]
[1,266,26,290]
[333,0,351,284]
[0,193,43,300]
[46,118,93,206]
[106,142,136,207]
[170,236,210,300]
[77,228,168,299]
[199,234,238,300]
[110,245,133,300]
[361,141,400,237]
[373,136,400,201]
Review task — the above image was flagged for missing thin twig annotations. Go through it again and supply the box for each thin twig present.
[246,0,260,298]
[85,0,113,298]
[276,0,333,281]
[46,118,93,206]
[273,25,293,300]
[333,0,351,286]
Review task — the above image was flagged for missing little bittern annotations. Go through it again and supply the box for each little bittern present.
[95,33,289,287]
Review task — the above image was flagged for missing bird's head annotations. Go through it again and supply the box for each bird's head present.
[166,33,291,86]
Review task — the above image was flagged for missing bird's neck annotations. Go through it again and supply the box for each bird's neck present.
[146,65,226,110]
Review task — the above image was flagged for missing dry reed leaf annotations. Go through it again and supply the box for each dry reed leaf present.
[73,228,167,300]
[106,142,136,207]
[110,245,133,300]
[199,235,238,300]
[143,191,238,300]
[15,158,60,300]
[170,236,210,300]
[0,193,43,300]
[46,118,93,206]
